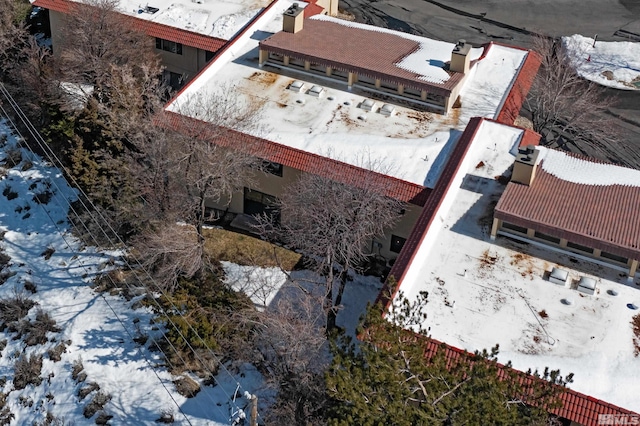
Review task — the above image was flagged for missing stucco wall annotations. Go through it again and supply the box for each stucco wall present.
[205,164,422,261]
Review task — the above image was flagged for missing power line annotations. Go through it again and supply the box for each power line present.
[0,86,261,424]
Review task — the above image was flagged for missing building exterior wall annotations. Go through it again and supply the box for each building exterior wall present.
[48,10,66,57]
[205,163,422,261]
[48,11,209,86]
[493,219,640,277]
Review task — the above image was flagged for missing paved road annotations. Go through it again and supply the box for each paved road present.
[340,0,640,168]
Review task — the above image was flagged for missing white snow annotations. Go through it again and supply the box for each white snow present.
[0,119,267,424]
[563,34,640,90]
[222,261,288,308]
[539,146,640,187]
[76,0,270,39]
[395,119,640,412]
[167,0,528,188]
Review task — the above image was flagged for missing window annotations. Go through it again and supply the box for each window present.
[263,161,283,177]
[166,71,185,91]
[566,241,593,254]
[534,231,560,244]
[501,222,527,234]
[390,235,406,254]
[243,188,279,223]
[205,50,215,62]
[601,251,628,264]
[155,38,182,55]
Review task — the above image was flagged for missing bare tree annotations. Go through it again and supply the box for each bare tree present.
[523,35,618,150]
[169,90,265,243]
[130,223,204,292]
[0,0,58,124]
[257,160,404,331]
[128,91,265,290]
[55,0,163,135]
[253,290,329,425]
[0,0,29,69]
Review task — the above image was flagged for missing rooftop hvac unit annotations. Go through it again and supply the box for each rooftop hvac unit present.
[288,80,305,93]
[359,99,378,112]
[549,267,569,286]
[380,103,396,117]
[308,85,325,98]
[577,276,597,295]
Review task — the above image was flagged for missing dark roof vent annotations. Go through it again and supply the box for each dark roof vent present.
[141,5,159,14]
[284,3,301,16]
[453,39,466,52]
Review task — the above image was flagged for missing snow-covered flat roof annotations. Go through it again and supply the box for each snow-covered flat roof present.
[82,0,271,39]
[396,121,640,412]
[167,0,529,187]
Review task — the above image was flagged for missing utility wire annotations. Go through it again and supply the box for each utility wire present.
[0,86,260,424]
[0,105,196,424]
[0,90,231,423]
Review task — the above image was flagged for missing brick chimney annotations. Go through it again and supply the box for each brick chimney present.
[511,146,541,186]
[450,39,471,74]
[283,3,305,33]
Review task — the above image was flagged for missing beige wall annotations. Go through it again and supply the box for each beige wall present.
[156,45,210,82]
[205,164,422,261]
[48,10,208,85]
[48,10,66,57]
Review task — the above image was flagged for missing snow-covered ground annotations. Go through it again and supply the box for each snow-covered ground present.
[0,119,268,425]
[0,115,386,424]
[396,119,640,412]
[564,34,640,90]
[167,0,529,188]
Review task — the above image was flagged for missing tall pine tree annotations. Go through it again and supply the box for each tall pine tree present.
[326,287,572,425]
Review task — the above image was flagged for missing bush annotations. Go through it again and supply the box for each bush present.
[155,409,174,424]
[3,149,22,168]
[83,391,111,419]
[23,280,37,294]
[33,411,65,426]
[47,342,67,362]
[13,354,43,390]
[41,247,55,261]
[33,191,53,205]
[72,357,84,381]
[0,294,37,331]
[173,376,200,398]
[95,411,113,425]
[156,272,255,374]
[1,186,17,201]
[0,392,13,426]
[12,309,60,346]
[78,382,100,400]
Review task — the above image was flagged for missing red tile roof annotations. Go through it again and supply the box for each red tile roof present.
[365,325,639,426]
[259,18,475,98]
[164,112,431,206]
[495,157,640,260]
[374,48,637,422]
[303,2,325,18]
[495,47,541,125]
[33,0,227,51]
